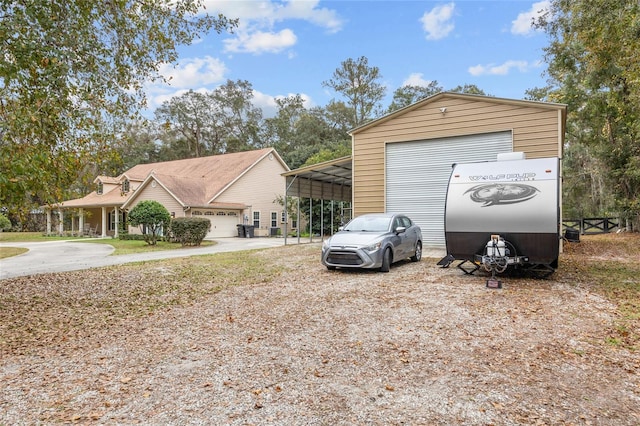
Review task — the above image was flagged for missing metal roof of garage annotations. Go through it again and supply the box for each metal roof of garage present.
[282,155,352,202]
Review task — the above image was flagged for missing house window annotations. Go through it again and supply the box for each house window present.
[122,179,130,193]
[97,182,103,195]
[227,212,237,216]
[193,211,203,215]
[253,211,260,228]
[292,218,297,229]
[271,211,278,228]
[216,211,226,216]
[204,211,214,216]
[108,210,126,231]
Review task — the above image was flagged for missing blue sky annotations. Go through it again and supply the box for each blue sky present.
[146,0,551,117]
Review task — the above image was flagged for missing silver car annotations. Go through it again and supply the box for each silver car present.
[321,213,423,272]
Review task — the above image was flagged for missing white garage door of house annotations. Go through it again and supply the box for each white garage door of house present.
[385,131,513,248]
[197,211,239,238]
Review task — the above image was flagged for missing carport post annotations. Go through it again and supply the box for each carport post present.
[309,196,313,243]
[320,199,324,241]
[297,195,301,244]
[331,200,334,236]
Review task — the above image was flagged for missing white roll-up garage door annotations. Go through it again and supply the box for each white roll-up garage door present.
[385,131,513,248]
[193,211,240,238]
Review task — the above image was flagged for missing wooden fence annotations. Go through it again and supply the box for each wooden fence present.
[562,218,620,234]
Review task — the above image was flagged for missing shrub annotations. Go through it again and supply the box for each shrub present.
[0,213,11,232]
[127,200,171,245]
[169,217,211,246]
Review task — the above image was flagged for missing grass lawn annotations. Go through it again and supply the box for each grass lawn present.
[0,232,215,256]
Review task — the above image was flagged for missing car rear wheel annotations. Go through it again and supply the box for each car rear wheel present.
[380,247,392,272]
[411,241,422,262]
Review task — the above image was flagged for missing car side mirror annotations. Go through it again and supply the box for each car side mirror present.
[395,226,406,234]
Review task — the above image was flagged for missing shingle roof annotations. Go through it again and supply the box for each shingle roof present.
[58,185,131,208]
[57,148,283,209]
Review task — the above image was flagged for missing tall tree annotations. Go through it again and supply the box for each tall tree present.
[322,56,386,127]
[0,0,236,226]
[210,79,263,153]
[535,0,640,225]
[155,90,216,158]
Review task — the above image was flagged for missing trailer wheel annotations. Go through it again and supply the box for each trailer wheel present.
[411,241,422,262]
[380,248,392,272]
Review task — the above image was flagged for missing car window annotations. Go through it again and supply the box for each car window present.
[401,217,412,228]
[344,216,391,232]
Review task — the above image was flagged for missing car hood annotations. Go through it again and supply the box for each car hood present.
[326,231,385,247]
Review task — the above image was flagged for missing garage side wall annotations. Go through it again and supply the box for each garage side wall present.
[215,154,288,236]
[352,96,563,216]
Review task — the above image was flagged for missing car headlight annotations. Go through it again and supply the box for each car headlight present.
[322,239,330,250]
[364,241,382,252]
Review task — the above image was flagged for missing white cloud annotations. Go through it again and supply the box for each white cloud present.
[223,29,297,54]
[157,56,228,88]
[468,60,538,76]
[205,0,344,54]
[420,3,455,41]
[511,0,550,36]
[402,73,434,87]
[144,57,228,111]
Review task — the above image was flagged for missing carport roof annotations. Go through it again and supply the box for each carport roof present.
[282,155,352,202]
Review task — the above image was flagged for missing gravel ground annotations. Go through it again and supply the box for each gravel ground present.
[1,240,639,425]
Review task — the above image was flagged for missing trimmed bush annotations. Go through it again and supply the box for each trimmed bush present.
[127,200,171,245]
[169,217,211,246]
[0,213,11,232]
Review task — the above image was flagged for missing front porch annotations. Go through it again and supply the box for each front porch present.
[45,205,126,238]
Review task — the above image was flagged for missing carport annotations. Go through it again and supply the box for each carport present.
[282,156,352,244]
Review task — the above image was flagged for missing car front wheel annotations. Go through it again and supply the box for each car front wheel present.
[380,247,392,272]
[411,241,422,262]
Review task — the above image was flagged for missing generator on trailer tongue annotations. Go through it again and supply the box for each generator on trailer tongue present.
[439,153,560,286]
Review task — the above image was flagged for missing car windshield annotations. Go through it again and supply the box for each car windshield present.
[343,216,391,232]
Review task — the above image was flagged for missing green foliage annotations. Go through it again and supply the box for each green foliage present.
[535,0,640,223]
[127,201,171,245]
[169,217,211,246]
[387,81,444,113]
[302,141,351,167]
[449,84,487,95]
[0,0,237,223]
[0,213,12,231]
[154,80,262,158]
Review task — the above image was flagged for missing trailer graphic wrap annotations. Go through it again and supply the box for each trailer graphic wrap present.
[443,157,560,274]
[465,183,539,206]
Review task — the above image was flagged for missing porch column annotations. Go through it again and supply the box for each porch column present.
[58,208,64,235]
[101,206,107,238]
[79,208,84,235]
[114,207,119,238]
[46,209,52,234]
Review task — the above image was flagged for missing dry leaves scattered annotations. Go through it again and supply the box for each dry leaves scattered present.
[1,236,639,425]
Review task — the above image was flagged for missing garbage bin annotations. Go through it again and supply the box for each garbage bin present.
[564,228,580,242]
[236,224,246,238]
[244,225,255,238]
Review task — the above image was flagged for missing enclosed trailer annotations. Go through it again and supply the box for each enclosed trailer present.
[440,154,560,282]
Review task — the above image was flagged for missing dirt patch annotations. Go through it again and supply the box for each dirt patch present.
[1,236,639,425]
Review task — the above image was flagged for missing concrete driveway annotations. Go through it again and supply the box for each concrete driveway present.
[0,237,286,280]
